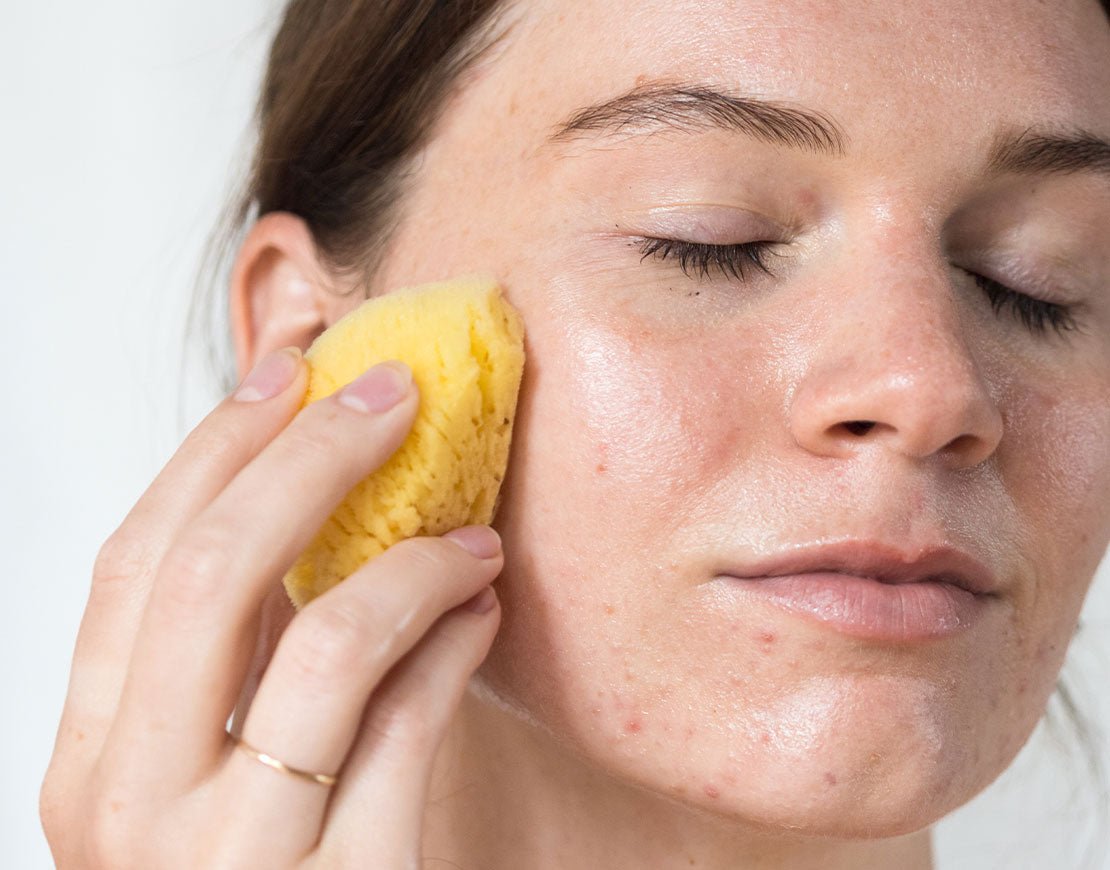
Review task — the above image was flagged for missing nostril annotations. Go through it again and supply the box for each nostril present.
[842,420,876,436]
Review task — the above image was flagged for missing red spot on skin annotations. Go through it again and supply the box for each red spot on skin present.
[684,726,695,738]
[824,772,838,786]
[760,732,772,745]
[704,784,720,799]
[625,719,642,733]
[597,463,608,472]
[758,631,776,644]
[723,772,737,786]
[604,604,615,615]
[635,73,648,86]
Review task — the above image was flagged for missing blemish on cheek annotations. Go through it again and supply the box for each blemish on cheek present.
[625,718,643,734]
[597,463,608,472]
[604,603,615,615]
[703,784,720,799]
[824,771,838,787]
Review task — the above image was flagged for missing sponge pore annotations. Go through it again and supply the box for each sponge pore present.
[280,276,525,608]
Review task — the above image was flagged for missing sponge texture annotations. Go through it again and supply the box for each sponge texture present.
[281,276,525,608]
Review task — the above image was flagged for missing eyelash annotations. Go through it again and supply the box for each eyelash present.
[636,237,1082,338]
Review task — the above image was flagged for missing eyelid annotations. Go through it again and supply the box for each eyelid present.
[949,247,1081,304]
[634,204,792,243]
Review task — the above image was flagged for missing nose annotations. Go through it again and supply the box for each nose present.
[788,255,1004,470]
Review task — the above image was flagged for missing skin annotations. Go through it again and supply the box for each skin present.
[41,0,1108,868]
[374,1,1110,863]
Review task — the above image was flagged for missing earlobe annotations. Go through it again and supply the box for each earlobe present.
[230,212,340,382]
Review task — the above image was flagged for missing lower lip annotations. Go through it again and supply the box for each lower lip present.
[718,573,989,641]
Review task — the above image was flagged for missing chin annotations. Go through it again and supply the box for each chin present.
[583,670,1014,840]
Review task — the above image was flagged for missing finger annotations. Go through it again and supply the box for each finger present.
[317,585,499,865]
[216,533,502,863]
[49,349,306,772]
[109,361,421,790]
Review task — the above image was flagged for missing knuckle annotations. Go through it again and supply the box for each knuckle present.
[155,528,234,612]
[283,603,381,685]
[92,531,154,590]
[364,694,441,756]
[85,787,141,870]
[280,411,347,463]
[390,536,463,578]
[39,768,68,842]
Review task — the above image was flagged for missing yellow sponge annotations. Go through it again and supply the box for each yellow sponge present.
[281,276,525,608]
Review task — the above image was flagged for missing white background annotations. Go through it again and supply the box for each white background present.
[2,2,1108,867]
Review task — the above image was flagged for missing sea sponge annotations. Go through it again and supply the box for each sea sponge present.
[281,276,525,608]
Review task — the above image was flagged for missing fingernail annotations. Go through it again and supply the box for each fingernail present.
[443,525,502,559]
[337,361,412,413]
[464,586,498,614]
[233,347,302,403]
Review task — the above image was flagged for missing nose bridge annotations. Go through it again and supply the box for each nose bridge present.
[789,218,1004,467]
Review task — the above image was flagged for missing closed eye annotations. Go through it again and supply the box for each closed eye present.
[636,237,778,281]
[636,236,1084,339]
[966,271,1082,338]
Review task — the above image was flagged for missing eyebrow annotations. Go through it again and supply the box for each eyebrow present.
[545,83,847,155]
[546,82,1110,183]
[988,128,1110,180]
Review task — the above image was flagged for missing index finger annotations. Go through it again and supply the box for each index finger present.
[52,348,306,765]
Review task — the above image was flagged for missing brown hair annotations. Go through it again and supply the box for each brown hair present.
[184,0,513,400]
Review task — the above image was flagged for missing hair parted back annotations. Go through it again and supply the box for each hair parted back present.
[185,0,513,401]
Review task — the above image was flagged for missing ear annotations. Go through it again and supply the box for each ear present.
[230,212,351,382]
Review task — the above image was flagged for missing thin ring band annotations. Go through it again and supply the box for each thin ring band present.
[232,735,338,787]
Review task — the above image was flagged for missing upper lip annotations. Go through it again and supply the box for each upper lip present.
[720,541,999,597]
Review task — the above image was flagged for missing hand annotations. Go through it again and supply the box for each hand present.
[40,348,504,868]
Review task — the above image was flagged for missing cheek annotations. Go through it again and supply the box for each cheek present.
[1004,380,1110,608]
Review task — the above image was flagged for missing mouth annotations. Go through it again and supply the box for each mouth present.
[714,541,999,642]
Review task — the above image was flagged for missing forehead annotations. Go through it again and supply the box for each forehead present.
[486,0,1110,146]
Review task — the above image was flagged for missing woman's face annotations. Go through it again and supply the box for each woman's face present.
[366,0,1110,835]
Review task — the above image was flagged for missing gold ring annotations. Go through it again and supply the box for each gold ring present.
[232,735,338,787]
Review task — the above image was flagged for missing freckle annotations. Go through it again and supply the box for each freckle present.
[75,730,85,741]
[824,772,838,786]
[597,463,608,472]
[869,753,882,763]
[111,800,123,814]
[635,73,648,86]
[597,690,604,698]
[758,631,776,644]
[704,784,720,799]
[624,670,634,681]
[625,718,643,733]
[604,604,615,614]
[684,726,695,738]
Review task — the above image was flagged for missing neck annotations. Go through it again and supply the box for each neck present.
[422,684,934,870]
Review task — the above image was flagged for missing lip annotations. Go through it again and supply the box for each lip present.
[715,541,999,642]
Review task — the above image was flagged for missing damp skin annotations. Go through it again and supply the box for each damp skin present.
[332,0,1110,866]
